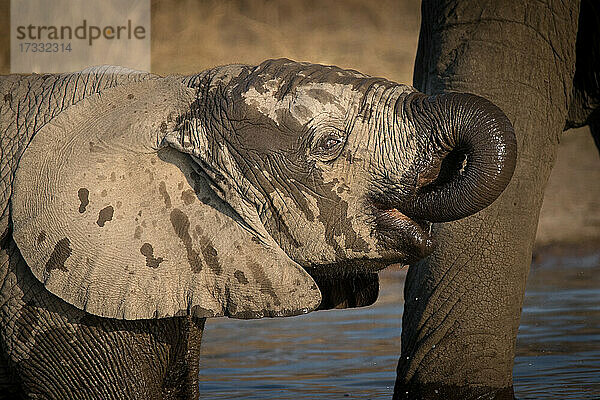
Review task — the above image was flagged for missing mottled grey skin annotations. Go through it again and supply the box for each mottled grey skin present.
[1,59,516,398]
[394,1,600,399]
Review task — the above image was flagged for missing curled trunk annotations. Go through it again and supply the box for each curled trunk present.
[400,92,517,222]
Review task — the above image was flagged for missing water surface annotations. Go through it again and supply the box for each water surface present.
[199,249,600,399]
[513,249,600,399]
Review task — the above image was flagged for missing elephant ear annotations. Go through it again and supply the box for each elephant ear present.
[11,78,321,320]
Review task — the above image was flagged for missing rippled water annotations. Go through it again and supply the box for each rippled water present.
[513,249,600,399]
[199,249,600,399]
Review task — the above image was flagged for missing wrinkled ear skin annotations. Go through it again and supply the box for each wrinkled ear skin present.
[11,78,321,320]
[307,269,379,310]
[0,67,154,243]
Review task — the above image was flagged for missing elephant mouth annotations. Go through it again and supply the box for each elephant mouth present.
[371,205,435,263]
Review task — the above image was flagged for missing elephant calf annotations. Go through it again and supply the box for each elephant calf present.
[0,59,516,399]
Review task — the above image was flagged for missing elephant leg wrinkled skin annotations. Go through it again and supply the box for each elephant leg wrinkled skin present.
[394,1,586,398]
[0,237,206,399]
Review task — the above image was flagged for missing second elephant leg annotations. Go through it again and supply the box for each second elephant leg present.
[395,0,580,398]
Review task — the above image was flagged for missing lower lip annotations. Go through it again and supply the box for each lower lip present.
[373,207,434,259]
[383,208,432,233]
[382,208,411,221]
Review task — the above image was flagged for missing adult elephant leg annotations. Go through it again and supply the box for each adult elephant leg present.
[394,1,579,398]
[0,237,205,400]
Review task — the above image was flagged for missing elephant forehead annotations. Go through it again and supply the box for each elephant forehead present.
[241,79,281,124]
[209,64,251,86]
[241,82,359,126]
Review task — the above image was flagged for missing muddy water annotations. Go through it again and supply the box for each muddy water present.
[199,249,600,399]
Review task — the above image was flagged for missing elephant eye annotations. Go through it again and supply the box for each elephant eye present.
[312,134,345,161]
[311,134,345,161]
[321,136,342,151]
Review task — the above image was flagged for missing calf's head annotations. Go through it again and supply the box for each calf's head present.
[170,59,516,268]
